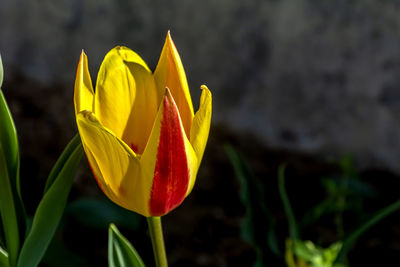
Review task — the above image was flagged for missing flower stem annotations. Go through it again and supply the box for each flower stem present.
[147,216,168,267]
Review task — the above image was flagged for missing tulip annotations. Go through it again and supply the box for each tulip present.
[74,32,212,217]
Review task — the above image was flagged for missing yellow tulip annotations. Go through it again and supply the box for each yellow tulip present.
[74,32,212,217]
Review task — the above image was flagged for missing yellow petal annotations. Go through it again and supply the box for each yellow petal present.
[76,110,153,216]
[74,51,94,114]
[94,46,160,154]
[189,85,212,176]
[153,32,194,138]
[184,133,198,197]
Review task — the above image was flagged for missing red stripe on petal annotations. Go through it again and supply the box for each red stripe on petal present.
[130,143,139,153]
[149,92,189,216]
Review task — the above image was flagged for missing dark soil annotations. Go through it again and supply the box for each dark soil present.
[2,76,400,267]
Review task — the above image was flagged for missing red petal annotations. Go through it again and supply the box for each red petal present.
[149,91,189,216]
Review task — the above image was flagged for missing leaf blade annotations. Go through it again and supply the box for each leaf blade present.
[108,224,145,267]
[0,144,19,267]
[17,135,83,267]
[0,70,26,265]
[44,134,81,193]
[0,246,9,267]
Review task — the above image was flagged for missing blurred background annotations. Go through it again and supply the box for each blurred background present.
[1,0,400,266]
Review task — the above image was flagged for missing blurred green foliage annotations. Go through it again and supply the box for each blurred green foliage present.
[226,145,400,267]
[286,239,343,267]
[225,144,280,267]
[301,155,375,238]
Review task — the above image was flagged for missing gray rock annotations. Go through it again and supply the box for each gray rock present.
[1,0,400,172]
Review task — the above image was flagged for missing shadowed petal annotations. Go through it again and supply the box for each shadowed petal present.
[76,111,153,216]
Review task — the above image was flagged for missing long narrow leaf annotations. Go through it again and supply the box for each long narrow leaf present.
[0,219,4,248]
[0,64,26,264]
[0,72,20,200]
[0,144,19,267]
[43,134,81,193]
[278,164,299,240]
[108,224,145,267]
[0,246,8,267]
[17,136,83,267]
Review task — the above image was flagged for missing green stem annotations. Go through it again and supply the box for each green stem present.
[335,199,400,264]
[147,217,168,267]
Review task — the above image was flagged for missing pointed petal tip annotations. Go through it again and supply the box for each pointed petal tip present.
[165,30,176,49]
[163,86,174,101]
[80,50,87,59]
[78,50,88,67]
[163,87,181,110]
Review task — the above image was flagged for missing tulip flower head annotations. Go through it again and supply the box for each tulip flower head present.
[74,32,212,217]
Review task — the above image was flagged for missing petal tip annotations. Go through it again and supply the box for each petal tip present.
[164,87,173,101]
[200,85,209,91]
[200,85,211,98]
[80,50,88,61]
[165,31,176,50]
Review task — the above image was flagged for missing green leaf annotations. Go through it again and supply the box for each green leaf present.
[0,142,19,267]
[225,145,280,267]
[0,80,26,266]
[0,54,3,87]
[108,224,145,267]
[0,78,18,189]
[17,135,83,267]
[0,246,9,267]
[44,134,81,193]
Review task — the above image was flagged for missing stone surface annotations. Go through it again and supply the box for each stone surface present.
[2,0,400,172]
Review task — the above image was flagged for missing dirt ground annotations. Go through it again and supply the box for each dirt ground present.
[3,77,400,266]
